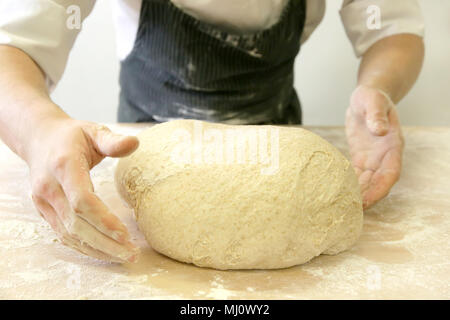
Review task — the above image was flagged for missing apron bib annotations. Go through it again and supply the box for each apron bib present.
[118,0,306,124]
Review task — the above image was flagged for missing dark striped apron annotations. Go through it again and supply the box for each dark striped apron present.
[118,0,306,124]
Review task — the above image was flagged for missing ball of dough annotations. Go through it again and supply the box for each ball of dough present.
[115,120,363,270]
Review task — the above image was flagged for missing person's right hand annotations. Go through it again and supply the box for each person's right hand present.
[24,116,140,263]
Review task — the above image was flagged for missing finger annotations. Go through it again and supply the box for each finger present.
[67,213,140,263]
[85,124,139,158]
[33,195,135,263]
[71,191,133,245]
[32,195,66,234]
[357,169,373,202]
[60,234,128,264]
[352,166,363,178]
[365,102,390,136]
[362,149,402,209]
[362,169,398,209]
[388,106,405,146]
[52,155,131,244]
[350,151,369,171]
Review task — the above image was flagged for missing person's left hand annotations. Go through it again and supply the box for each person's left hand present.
[345,86,404,209]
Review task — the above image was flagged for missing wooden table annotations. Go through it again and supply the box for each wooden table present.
[0,124,449,299]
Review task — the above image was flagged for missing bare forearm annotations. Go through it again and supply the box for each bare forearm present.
[0,45,69,158]
[358,34,424,104]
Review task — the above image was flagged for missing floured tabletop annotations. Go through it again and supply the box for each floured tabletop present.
[0,124,449,299]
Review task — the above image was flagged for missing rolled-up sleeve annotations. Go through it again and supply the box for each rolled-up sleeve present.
[340,0,425,57]
[0,0,95,91]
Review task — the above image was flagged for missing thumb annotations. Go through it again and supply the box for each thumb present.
[87,125,139,157]
[351,86,394,136]
[365,102,390,136]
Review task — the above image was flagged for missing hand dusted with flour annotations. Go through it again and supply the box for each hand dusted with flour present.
[115,120,363,270]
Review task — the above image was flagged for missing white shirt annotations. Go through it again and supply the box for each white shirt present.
[0,0,424,91]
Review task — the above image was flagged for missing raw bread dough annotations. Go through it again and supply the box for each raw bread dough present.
[115,120,363,270]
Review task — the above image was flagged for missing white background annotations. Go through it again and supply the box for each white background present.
[51,0,450,126]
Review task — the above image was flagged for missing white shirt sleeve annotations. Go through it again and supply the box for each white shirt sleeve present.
[340,0,425,57]
[0,0,96,91]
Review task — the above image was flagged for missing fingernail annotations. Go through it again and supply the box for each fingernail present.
[112,230,127,243]
[375,120,387,131]
[127,247,141,263]
[128,254,139,263]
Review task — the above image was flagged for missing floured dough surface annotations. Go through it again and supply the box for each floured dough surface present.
[115,120,363,270]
